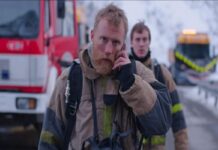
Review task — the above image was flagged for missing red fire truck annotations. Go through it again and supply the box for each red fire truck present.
[0,0,79,129]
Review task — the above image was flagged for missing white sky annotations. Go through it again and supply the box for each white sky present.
[122,1,208,31]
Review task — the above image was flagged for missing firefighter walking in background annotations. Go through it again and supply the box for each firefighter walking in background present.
[130,21,188,150]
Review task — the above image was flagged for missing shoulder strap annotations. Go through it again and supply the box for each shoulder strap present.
[64,61,83,149]
[130,57,137,74]
[152,59,165,85]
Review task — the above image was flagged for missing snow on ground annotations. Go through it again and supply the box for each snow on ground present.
[178,86,218,117]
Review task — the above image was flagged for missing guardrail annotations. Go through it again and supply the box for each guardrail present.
[198,81,218,107]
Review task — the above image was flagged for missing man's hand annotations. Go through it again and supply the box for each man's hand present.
[112,49,135,91]
[112,50,131,71]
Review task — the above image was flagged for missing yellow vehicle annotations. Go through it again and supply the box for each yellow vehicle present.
[169,29,218,85]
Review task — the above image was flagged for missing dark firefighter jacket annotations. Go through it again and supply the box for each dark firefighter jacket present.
[142,58,188,150]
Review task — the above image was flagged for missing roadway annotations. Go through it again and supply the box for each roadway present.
[0,125,38,150]
[166,86,218,150]
[1,86,218,150]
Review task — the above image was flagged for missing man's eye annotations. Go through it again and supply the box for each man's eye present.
[136,38,140,42]
[100,37,107,43]
[112,41,119,47]
[143,38,147,42]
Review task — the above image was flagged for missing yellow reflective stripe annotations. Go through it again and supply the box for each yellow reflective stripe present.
[175,52,202,72]
[205,57,218,71]
[40,131,61,146]
[103,106,112,137]
[143,135,165,145]
[101,77,113,137]
[172,103,183,114]
[175,51,218,73]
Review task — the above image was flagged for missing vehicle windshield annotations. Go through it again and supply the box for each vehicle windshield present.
[181,44,210,59]
[0,0,40,38]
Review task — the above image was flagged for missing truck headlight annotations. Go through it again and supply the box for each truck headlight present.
[16,97,37,110]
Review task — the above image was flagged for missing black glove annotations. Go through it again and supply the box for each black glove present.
[114,63,135,91]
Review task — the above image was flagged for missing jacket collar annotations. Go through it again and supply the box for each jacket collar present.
[79,45,101,80]
[143,57,152,69]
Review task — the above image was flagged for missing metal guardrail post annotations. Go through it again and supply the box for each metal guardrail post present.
[197,81,218,107]
[205,91,208,100]
[198,87,201,95]
[215,96,218,107]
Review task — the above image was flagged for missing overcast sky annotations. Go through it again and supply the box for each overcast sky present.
[122,1,208,32]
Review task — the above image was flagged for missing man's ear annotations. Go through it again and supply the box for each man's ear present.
[90,30,94,41]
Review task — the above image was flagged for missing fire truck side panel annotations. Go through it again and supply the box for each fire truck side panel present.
[0,66,57,113]
[0,54,48,88]
[49,0,79,74]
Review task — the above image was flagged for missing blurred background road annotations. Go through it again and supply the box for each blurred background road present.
[1,86,218,150]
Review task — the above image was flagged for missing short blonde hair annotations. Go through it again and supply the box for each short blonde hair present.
[94,4,128,37]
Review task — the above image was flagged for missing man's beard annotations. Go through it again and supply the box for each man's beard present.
[92,58,114,76]
[91,45,116,76]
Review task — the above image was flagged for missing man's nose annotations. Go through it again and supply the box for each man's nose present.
[105,42,113,54]
[139,40,145,46]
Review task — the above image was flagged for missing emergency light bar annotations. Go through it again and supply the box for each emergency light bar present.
[182,29,196,35]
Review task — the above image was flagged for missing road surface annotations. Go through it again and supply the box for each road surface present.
[1,86,218,150]
[166,86,218,150]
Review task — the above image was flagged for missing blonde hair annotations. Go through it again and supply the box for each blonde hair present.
[94,4,128,37]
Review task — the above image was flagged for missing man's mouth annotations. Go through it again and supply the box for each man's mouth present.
[100,58,113,64]
[138,50,145,55]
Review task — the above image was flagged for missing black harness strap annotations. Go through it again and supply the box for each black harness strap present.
[64,61,83,150]
[90,80,100,142]
[153,60,165,85]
